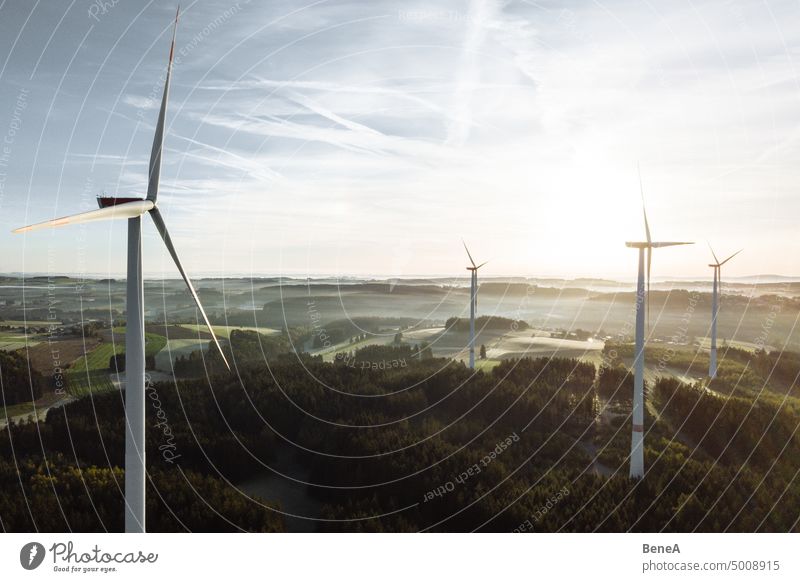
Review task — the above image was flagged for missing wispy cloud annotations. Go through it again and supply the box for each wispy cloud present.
[446,0,498,146]
[66,153,147,165]
[3,0,800,277]
[285,90,383,136]
[171,134,285,182]
[122,94,159,110]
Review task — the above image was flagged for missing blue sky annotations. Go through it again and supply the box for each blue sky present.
[0,0,799,279]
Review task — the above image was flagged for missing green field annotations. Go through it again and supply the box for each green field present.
[0,338,40,351]
[145,333,167,356]
[65,332,167,396]
[0,328,43,351]
[695,337,765,352]
[69,343,122,374]
[1,391,71,425]
[65,342,120,396]
[65,370,117,397]
[474,358,502,372]
[177,324,280,338]
[154,338,210,370]
[70,333,167,372]
[1,401,41,421]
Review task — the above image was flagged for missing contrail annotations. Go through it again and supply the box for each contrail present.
[446,0,496,146]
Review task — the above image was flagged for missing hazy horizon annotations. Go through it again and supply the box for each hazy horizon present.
[3,270,800,284]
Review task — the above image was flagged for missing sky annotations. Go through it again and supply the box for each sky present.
[0,0,799,280]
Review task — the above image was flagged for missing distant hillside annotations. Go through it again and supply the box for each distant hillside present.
[590,288,800,311]
[260,283,448,295]
[479,283,591,298]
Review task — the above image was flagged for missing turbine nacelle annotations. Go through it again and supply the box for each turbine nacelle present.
[707,244,743,268]
[462,240,487,271]
[97,196,147,208]
[627,168,694,328]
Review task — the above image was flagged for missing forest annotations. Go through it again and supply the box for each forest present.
[0,350,45,406]
[2,340,798,532]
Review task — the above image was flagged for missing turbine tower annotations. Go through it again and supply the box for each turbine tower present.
[13,8,230,532]
[463,241,487,370]
[707,244,742,379]
[624,173,692,479]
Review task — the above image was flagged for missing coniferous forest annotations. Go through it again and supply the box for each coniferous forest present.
[2,341,798,533]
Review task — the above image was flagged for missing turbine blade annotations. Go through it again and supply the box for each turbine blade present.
[638,165,652,245]
[476,261,488,269]
[642,206,652,245]
[146,7,179,203]
[462,240,476,268]
[707,240,720,265]
[719,248,742,266]
[13,200,152,233]
[649,241,693,248]
[148,208,230,370]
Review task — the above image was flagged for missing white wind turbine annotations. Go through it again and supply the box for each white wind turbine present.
[707,244,742,379]
[14,8,230,532]
[463,241,487,370]
[624,173,692,479]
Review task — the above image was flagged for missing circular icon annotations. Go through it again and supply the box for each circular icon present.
[20,542,46,570]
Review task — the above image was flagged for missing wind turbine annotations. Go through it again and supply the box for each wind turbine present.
[707,244,742,379]
[463,241,487,370]
[13,8,230,533]
[624,173,692,479]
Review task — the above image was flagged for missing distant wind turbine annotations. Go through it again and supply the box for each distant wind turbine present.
[707,244,742,379]
[624,172,692,479]
[463,241,487,370]
[13,8,230,533]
